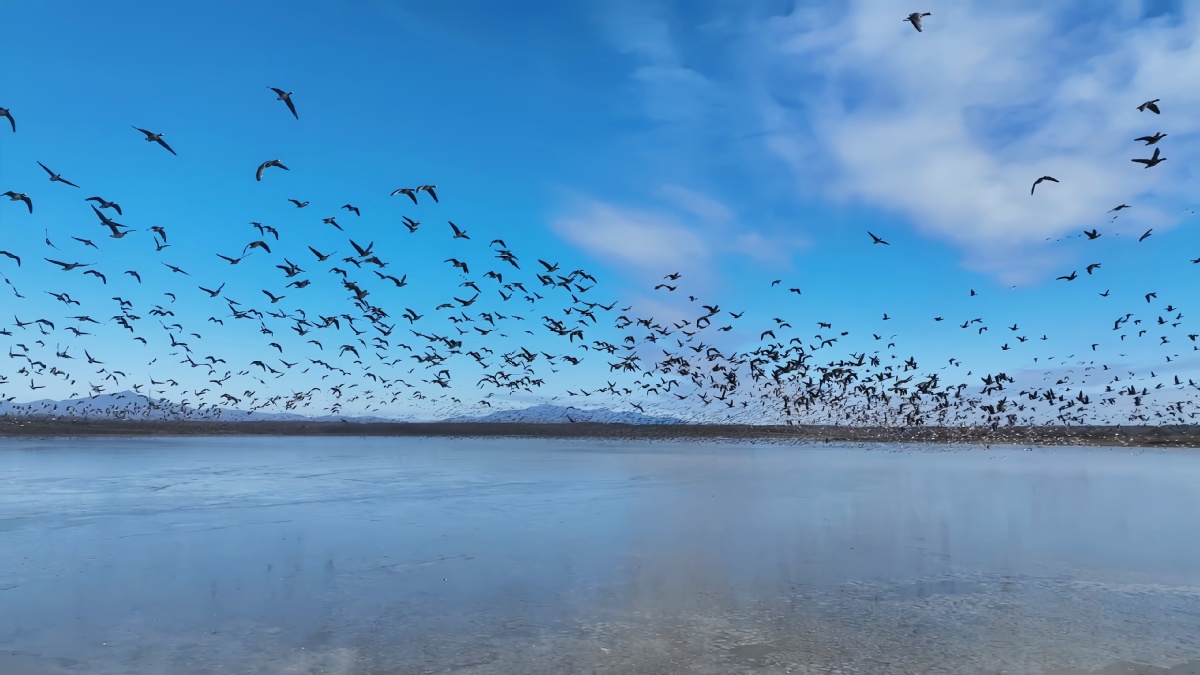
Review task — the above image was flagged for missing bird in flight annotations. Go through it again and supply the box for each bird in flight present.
[86,196,122,215]
[905,12,931,32]
[1139,229,1153,242]
[342,204,360,216]
[1137,99,1161,114]
[269,87,299,119]
[1031,176,1059,195]
[0,105,13,132]
[256,159,289,181]
[3,191,32,213]
[1084,229,1101,240]
[37,162,80,188]
[132,127,176,155]
[868,231,890,245]
[1135,132,1166,145]
[288,199,309,208]
[1108,204,1130,213]
[1131,147,1165,168]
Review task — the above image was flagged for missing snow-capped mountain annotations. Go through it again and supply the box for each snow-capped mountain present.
[445,404,680,425]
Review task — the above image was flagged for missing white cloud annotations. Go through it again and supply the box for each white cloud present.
[591,0,1200,282]
[751,0,1200,277]
[552,199,709,276]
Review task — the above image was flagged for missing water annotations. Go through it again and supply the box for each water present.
[1,436,1198,674]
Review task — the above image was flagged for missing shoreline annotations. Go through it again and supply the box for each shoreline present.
[2,417,1198,447]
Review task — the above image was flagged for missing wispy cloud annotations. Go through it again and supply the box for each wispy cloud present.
[589,0,1200,283]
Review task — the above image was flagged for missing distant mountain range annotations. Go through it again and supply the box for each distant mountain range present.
[0,392,677,425]
[0,390,388,422]
[445,403,680,425]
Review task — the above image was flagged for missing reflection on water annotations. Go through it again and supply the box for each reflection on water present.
[1,437,1198,674]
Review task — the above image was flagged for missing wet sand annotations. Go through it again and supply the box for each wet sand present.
[3,416,1200,447]
[2,436,1199,673]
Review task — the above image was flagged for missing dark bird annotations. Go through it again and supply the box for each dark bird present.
[37,162,80,188]
[132,127,176,155]
[1086,263,1101,275]
[1139,229,1153,242]
[342,204,360,216]
[44,258,90,271]
[1084,229,1101,240]
[322,217,343,231]
[3,191,32,213]
[417,185,439,203]
[391,187,419,204]
[262,290,285,304]
[308,246,334,262]
[449,221,470,239]
[1137,99,1161,114]
[0,106,13,132]
[1056,271,1078,281]
[905,12,931,31]
[868,231,889,245]
[85,196,122,215]
[1135,132,1166,145]
[1031,176,1058,195]
[0,250,20,266]
[256,159,289,181]
[288,199,309,208]
[1108,204,1130,213]
[269,87,299,119]
[1131,147,1165,168]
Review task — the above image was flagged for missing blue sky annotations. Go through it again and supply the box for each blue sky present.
[1,0,1199,422]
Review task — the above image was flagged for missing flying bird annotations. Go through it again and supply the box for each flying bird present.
[36,162,80,188]
[1139,229,1153,242]
[1135,132,1166,145]
[86,196,122,215]
[1131,147,1165,168]
[256,159,289,181]
[288,199,310,208]
[132,127,176,155]
[905,12,931,31]
[342,204,360,216]
[868,231,890,245]
[2,191,32,213]
[1108,204,1130,213]
[269,87,299,119]
[1137,99,1161,114]
[0,106,13,132]
[1031,176,1058,195]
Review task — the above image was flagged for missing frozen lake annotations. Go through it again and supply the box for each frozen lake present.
[2,436,1199,674]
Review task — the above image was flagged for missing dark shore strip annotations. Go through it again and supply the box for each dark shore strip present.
[1,417,1198,447]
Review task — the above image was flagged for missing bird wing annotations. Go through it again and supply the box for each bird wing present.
[156,137,177,155]
[256,162,267,181]
[284,97,298,119]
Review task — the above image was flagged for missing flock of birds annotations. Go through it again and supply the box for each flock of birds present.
[1,20,1199,431]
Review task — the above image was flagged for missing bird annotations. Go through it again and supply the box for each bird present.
[905,12,931,32]
[1086,263,1101,275]
[1135,132,1166,145]
[288,199,309,208]
[0,106,13,132]
[269,87,298,119]
[342,204,360,216]
[391,187,419,204]
[0,250,21,266]
[85,196,122,215]
[1131,147,1165,168]
[417,185,439,203]
[1139,229,1153,242]
[1137,99,1161,114]
[1056,271,1078,281]
[256,159,289,181]
[2,191,32,213]
[1031,176,1059,195]
[36,162,80,188]
[132,127,177,155]
[44,258,90,271]
[1084,229,1101,240]
[1108,204,1130,213]
[449,221,470,239]
[868,231,890,245]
